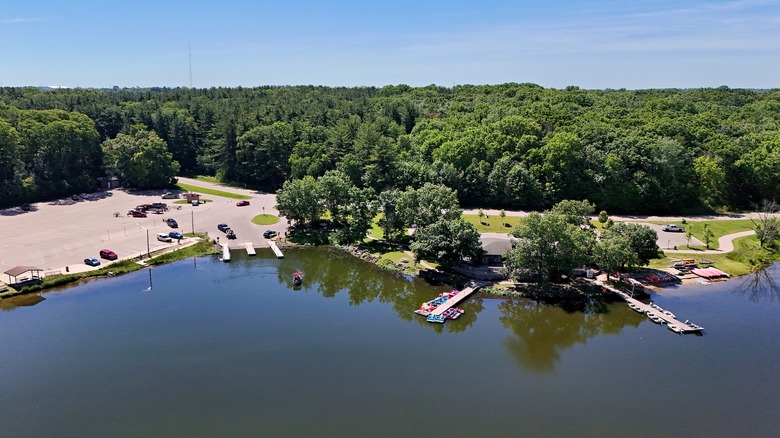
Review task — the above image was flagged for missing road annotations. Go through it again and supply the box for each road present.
[0,177,287,278]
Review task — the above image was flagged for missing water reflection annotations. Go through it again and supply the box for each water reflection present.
[735,264,780,302]
[498,297,641,373]
[274,247,483,332]
[0,293,45,311]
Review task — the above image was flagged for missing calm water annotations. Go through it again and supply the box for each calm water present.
[2,248,780,438]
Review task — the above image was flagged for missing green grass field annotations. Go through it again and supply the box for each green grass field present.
[462,214,521,233]
[176,182,251,200]
[252,214,280,225]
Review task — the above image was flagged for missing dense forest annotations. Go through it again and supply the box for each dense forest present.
[1,84,779,213]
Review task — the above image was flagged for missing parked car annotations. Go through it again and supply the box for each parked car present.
[99,249,118,260]
[84,257,101,267]
[236,200,250,206]
[191,200,199,206]
[169,231,184,240]
[226,229,236,239]
[161,192,179,199]
[135,204,153,211]
[263,230,277,239]
[151,202,167,210]
[218,223,230,232]
[166,218,178,228]
[157,232,172,243]
[128,209,147,218]
[662,224,685,232]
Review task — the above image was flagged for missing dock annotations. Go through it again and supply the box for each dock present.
[222,244,230,262]
[415,283,482,323]
[268,240,284,258]
[244,242,256,256]
[597,281,703,334]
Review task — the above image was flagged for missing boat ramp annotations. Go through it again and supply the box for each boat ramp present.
[268,240,284,258]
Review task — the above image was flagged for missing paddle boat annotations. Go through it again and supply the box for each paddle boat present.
[667,323,684,334]
[646,312,664,324]
[292,271,303,287]
[627,303,644,313]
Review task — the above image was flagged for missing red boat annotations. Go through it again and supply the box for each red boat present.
[292,271,303,286]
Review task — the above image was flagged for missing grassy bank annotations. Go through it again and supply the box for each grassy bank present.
[176,182,252,200]
[647,235,777,276]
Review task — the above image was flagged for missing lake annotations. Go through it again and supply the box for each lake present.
[2,247,779,437]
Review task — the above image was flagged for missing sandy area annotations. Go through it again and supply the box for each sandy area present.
[0,177,287,279]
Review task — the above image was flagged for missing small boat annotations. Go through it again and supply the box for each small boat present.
[688,323,704,331]
[646,312,664,324]
[627,303,644,313]
[667,323,683,334]
[662,310,676,318]
[292,271,303,286]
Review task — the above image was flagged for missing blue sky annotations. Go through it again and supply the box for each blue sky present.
[2,0,779,89]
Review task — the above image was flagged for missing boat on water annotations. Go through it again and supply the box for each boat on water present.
[646,312,664,324]
[292,271,303,286]
[628,303,644,313]
[667,323,683,334]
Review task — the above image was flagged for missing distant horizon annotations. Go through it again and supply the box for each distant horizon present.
[3,0,779,90]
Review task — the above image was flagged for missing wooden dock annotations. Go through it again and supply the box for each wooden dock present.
[415,284,482,320]
[222,244,230,262]
[244,242,256,256]
[597,281,703,334]
[268,240,284,258]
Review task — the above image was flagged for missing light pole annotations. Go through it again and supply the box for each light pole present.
[138,224,150,259]
[191,210,194,235]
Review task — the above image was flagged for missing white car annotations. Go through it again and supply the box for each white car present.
[157,232,172,242]
[662,224,685,232]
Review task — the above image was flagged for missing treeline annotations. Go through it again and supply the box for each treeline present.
[2,84,779,212]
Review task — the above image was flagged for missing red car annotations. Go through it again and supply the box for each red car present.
[236,200,250,206]
[99,249,118,260]
[128,209,147,217]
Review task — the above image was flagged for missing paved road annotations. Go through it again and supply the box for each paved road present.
[0,178,287,279]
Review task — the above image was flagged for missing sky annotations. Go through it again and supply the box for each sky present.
[2,0,779,89]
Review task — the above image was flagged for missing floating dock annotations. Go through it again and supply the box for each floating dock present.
[268,240,284,258]
[222,244,230,262]
[415,284,481,323]
[244,242,256,256]
[597,281,703,334]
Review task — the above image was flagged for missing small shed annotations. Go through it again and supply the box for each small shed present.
[98,176,121,189]
[182,192,201,203]
[4,266,44,285]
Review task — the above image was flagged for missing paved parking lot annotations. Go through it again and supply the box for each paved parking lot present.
[0,177,285,277]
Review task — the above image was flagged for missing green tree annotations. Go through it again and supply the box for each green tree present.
[413,183,462,227]
[693,155,727,209]
[499,209,506,226]
[331,186,378,244]
[274,176,323,227]
[378,189,408,243]
[503,212,595,285]
[102,127,179,189]
[750,200,780,248]
[0,119,24,207]
[410,218,484,268]
[601,222,658,265]
[598,210,608,224]
[318,170,353,226]
[593,235,638,279]
[703,224,715,250]
[550,199,596,227]
[477,208,485,224]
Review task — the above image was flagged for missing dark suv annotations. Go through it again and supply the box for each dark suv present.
[166,218,178,228]
[218,223,230,232]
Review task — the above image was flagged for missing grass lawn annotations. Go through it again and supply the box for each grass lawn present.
[462,214,521,233]
[650,219,755,250]
[176,182,251,200]
[647,235,773,277]
[193,175,220,184]
[369,214,384,240]
[173,198,212,204]
[252,214,280,226]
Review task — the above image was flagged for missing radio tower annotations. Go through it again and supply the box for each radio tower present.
[188,42,193,88]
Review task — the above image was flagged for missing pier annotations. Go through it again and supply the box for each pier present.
[415,283,482,323]
[244,242,256,256]
[268,240,284,258]
[222,244,230,262]
[597,281,703,334]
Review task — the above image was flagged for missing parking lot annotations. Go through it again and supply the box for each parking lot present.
[0,177,285,276]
